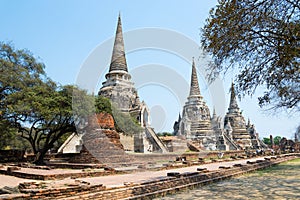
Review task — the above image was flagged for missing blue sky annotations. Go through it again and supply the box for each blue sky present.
[1,0,298,139]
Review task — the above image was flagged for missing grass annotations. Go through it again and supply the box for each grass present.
[284,158,300,163]
[254,157,300,176]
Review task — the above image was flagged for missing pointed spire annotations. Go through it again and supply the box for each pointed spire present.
[228,82,239,112]
[109,13,128,72]
[230,82,236,104]
[212,107,217,120]
[189,58,201,97]
[247,118,251,127]
[213,107,216,117]
[178,112,181,122]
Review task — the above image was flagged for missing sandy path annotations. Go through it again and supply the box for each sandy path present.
[0,157,266,189]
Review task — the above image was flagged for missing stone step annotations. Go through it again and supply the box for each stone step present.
[81,129,134,165]
[145,127,168,153]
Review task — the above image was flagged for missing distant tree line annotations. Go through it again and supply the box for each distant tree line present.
[157,132,173,137]
[262,136,282,146]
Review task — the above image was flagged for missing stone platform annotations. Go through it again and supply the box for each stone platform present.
[0,165,114,181]
[0,153,299,199]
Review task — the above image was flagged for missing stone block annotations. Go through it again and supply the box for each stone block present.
[137,164,146,169]
[219,166,231,169]
[181,172,199,177]
[198,158,204,162]
[7,166,21,172]
[123,182,134,186]
[197,168,208,172]
[167,172,180,177]
[255,160,264,163]
[233,163,244,167]
[182,161,190,165]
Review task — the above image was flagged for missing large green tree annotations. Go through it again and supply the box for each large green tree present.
[0,42,46,150]
[263,137,271,145]
[95,96,112,115]
[112,106,143,136]
[263,135,282,145]
[0,42,80,164]
[274,136,282,145]
[0,119,17,149]
[201,0,300,112]
[7,83,77,164]
[0,42,45,118]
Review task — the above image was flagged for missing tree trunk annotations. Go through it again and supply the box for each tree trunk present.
[33,150,47,165]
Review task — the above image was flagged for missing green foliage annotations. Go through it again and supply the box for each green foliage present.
[95,96,112,115]
[157,132,173,136]
[54,131,72,151]
[0,42,47,136]
[0,119,31,150]
[263,136,282,145]
[0,42,81,164]
[72,86,96,124]
[9,83,77,164]
[94,95,142,136]
[0,119,15,149]
[274,136,282,145]
[111,105,143,136]
[263,138,271,145]
[201,0,300,112]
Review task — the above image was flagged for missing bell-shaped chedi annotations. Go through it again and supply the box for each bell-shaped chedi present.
[177,59,216,150]
[98,14,141,113]
[98,14,148,125]
[98,14,167,153]
[224,83,252,149]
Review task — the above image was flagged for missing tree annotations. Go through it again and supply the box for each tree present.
[0,42,46,145]
[201,0,300,112]
[0,119,30,150]
[263,137,271,145]
[0,42,48,151]
[263,135,282,146]
[95,96,112,115]
[273,136,282,145]
[111,105,143,136]
[0,42,80,164]
[72,87,97,129]
[7,84,77,164]
[0,119,14,149]
[94,95,142,135]
[157,132,173,137]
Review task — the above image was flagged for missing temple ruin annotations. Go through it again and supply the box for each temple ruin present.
[173,63,265,151]
[60,14,266,156]
[97,14,168,153]
[174,59,217,150]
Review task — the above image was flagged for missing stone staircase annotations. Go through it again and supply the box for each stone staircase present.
[223,133,240,150]
[145,127,168,153]
[80,128,135,167]
[190,122,211,130]
[186,141,202,151]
